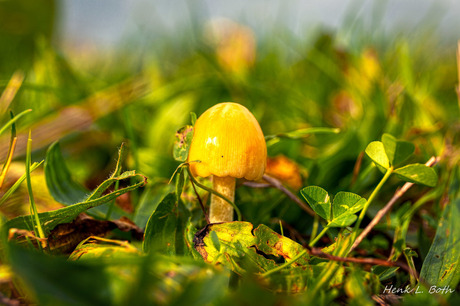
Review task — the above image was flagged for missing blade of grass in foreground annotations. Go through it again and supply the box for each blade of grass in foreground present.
[26,130,45,240]
[0,112,18,188]
[0,109,32,137]
[0,161,43,207]
[0,71,25,118]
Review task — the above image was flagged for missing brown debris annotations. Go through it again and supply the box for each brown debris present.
[7,213,144,254]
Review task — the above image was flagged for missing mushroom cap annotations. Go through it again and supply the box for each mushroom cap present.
[188,102,267,181]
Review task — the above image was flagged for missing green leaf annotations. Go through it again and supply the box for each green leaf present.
[209,231,221,252]
[0,108,32,137]
[45,142,130,219]
[143,193,190,256]
[344,270,374,306]
[327,214,358,228]
[328,192,366,227]
[420,191,460,290]
[4,171,146,236]
[190,112,197,125]
[173,125,194,162]
[331,192,366,225]
[8,240,230,305]
[69,237,141,261]
[86,144,126,202]
[389,202,413,261]
[133,184,174,229]
[194,222,309,276]
[184,220,203,260]
[300,186,331,221]
[265,127,340,147]
[44,141,89,205]
[394,164,438,187]
[371,266,399,281]
[265,127,340,140]
[404,247,419,287]
[0,161,43,207]
[381,133,415,166]
[365,141,390,170]
[175,167,185,204]
[301,188,366,227]
[8,243,118,305]
[253,224,309,266]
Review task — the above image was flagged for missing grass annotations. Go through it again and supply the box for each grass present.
[0,2,459,305]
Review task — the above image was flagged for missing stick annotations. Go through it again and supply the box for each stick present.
[262,243,414,277]
[309,247,415,277]
[351,151,364,186]
[350,156,439,252]
[261,174,316,216]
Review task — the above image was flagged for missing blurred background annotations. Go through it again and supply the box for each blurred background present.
[0,0,459,231]
[57,0,460,48]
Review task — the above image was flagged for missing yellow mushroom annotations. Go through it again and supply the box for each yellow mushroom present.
[188,102,267,223]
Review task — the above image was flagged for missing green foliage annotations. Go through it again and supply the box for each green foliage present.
[344,269,375,306]
[394,164,438,187]
[133,184,174,229]
[4,170,146,236]
[301,186,366,227]
[265,127,340,147]
[143,193,191,256]
[44,142,89,205]
[381,133,415,167]
[8,243,119,305]
[420,168,460,292]
[195,222,308,273]
[173,125,194,162]
[0,109,31,136]
[365,141,390,170]
[0,3,458,304]
[364,133,438,186]
[7,241,230,305]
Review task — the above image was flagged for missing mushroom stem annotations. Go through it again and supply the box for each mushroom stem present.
[210,175,235,223]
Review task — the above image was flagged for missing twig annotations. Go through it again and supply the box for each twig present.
[351,151,364,187]
[309,247,415,277]
[261,174,316,216]
[243,181,271,188]
[350,156,439,252]
[262,243,414,277]
[190,176,210,224]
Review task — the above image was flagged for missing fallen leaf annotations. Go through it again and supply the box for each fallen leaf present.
[265,155,303,190]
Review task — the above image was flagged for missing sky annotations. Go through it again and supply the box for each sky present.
[56,0,460,48]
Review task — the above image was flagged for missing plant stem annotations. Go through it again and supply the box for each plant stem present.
[0,109,32,136]
[106,147,124,220]
[307,262,342,300]
[262,174,315,216]
[0,161,43,207]
[105,179,120,220]
[189,175,210,224]
[186,167,242,221]
[309,226,329,247]
[352,156,439,253]
[26,130,45,241]
[350,167,393,249]
[309,215,319,245]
